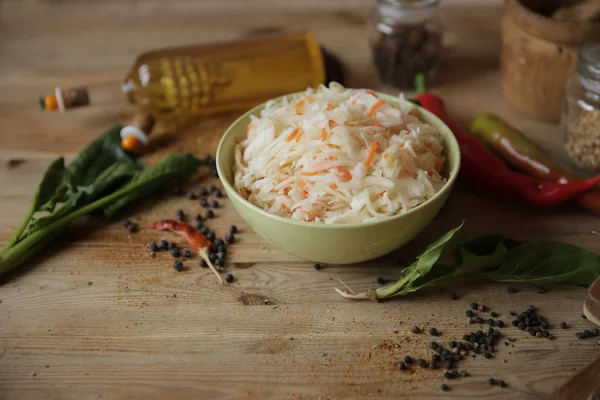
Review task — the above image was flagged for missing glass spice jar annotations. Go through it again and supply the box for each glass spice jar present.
[368,0,444,91]
[562,42,600,171]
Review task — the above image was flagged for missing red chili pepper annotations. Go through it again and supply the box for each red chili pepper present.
[151,219,223,284]
[416,92,600,206]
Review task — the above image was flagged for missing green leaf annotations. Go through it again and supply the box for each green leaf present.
[372,221,464,299]
[29,162,141,233]
[103,153,202,217]
[452,235,521,273]
[478,241,600,286]
[67,124,139,187]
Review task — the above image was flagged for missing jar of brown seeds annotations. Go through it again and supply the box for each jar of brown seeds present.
[562,42,600,171]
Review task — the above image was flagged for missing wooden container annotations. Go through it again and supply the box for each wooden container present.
[501,0,600,122]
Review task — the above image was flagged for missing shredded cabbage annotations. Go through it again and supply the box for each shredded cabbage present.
[233,82,447,224]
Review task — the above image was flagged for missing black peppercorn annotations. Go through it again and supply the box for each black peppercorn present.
[443,371,453,379]
[214,189,223,198]
[487,319,495,327]
[449,340,457,348]
[168,242,177,250]
[397,361,406,370]
[149,242,158,252]
[483,352,492,359]
[200,226,209,235]
[206,231,216,241]
[470,302,478,310]
[181,249,191,258]
[576,332,584,339]
[175,209,184,220]
[224,233,235,244]
[229,225,238,234]
[478,304,486,312]
[498,380,507,388]
[404,355,413,364]
[440,383,449,392]
[490,311,498,318]
[488,378,496,385]
[225,273,234,283]
[170,248,180,258]
[497,320,504,328]
[448,293,457,300]
[560,322,568,329]
[430,341,438,350]
[417,359,427,368]
[173,260,184,272]
[507,286,517,293]
[429,327,438,336]
[466,310,474,317]
[592,328,599,336]
[214,257,224,267]
[210,200,219,208]
[200,198,209,207]
[376,276,385,285]
[200,259,208,268]
[204,209,214,219]
[158,240,168,250]
[126,223,137,233]
[313,263,322,271]
[198,187,209,196]
[411,326,421,334]
[536,286,547,294]
[186,192,197,200]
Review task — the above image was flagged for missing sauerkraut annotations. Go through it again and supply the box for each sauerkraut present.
[233,82,447,224]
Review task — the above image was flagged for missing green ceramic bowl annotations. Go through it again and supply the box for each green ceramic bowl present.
[216,92,460,264]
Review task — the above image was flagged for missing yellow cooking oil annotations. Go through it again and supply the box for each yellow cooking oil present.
[40,32,326,123]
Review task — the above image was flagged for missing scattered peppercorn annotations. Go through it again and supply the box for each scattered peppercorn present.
[175,209,184,220]
[507,286,517,294]
[411,326,421,334]
[209,183,218,192]
[376,276,385,285]
[170,248,181,258]
[224,233,235,244]
[186,192,197,200]
[229,225,238,234]
[497,320,504,328]
[182,249,192,258]
[440,384,449,392]
[449,340,457,348]
[200,259,208,267]
[313,263,322,271]
[478,304,486,312]
[123,219,132,227]
[205,209,214,219]
[560,322,568,329]
[417,359,427,368]
[583,330,592,339]
[198,187,209,196]
[488,378,496,385]
[158,240,168,250]
[225,273,234,283]
[200,226,209,235]
[173,260,184,272]
[498,380,507,388]
[206,231,216,241]
[448,293,458,300]
[404,355,413,364]
[149,242,158,252]
[215,257,224,267]
[194,220,203,229]
[467,317,473,324]
[490,311,498,318]
[126,223,137,233]
[214,189,223,198]
[470,302,478,310]
[536,286,547,294]
[443,371,453,379]
[484,352,492,359]
[209,252,218,262]
[576,332,584,339]
[429,327,438,336]
[460,370,468,377]
[466,310,474,317]
[487,319,495,327]
[168,242,177,250]
[397,361,406,370]
[210,200,219,208]
[200,198,209,207]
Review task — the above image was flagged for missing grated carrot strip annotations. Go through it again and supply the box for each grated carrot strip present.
[300,171,319,176]
[246,123,252,132]
[369,100,386,117]
[351,99,356,106]
[337,167,352,182]
[329,183,338,190]
[281,203,287,209]
[295,100,304,115]
[365,90,377,97]
[321,128,328,142]
[326,104,335,111]
[286,127,300,142]
[378,191,385,198]
[373,120,381,127]
[304,95,314,104]
[364,142,378,166]
[295,132,304,143]
[435,155,445,173]
[383,153,389,159]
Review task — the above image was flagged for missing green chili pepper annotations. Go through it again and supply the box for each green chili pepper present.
[470,113,577,183]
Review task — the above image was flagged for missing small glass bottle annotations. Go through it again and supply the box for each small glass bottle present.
[562,42,600,171]
[368,0,444,91]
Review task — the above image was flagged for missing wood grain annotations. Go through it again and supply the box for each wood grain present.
[1,1,600,399]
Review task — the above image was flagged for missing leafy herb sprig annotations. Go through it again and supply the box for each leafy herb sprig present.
[0,125,202,277]
[336,222,600,301]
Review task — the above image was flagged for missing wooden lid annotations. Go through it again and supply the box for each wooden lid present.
[505,0,600,45]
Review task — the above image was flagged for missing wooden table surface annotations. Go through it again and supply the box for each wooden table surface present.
[1,1,599,399]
